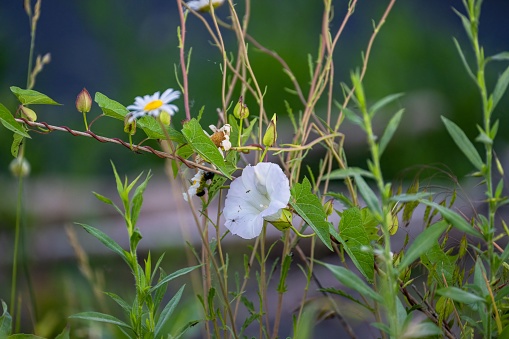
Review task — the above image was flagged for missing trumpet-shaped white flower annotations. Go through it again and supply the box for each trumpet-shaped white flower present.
[186,0,225,12]
[224,162,290,239]
[126,88,180,123]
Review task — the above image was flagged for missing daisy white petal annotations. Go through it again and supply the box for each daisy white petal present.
[183,169,206,201]
[186,0,225,12]
[127,88,181,123]
[224,162,290,239]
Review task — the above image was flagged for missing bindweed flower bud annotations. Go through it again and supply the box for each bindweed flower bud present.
[124,114,137,135]
[233,97,249,120]
[323,199,335,217]
[158,111,172,126]
[263,113,277,147]
[10,157,30,177]
[268,208,293,231]
[20,105,37,122]
[76,88,92,114]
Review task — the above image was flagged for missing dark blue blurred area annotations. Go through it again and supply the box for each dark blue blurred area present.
[1,0,509,177]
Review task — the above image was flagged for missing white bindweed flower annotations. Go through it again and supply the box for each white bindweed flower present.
[224,162,290,239]
[126,88,180,123]
[186,0,225,12]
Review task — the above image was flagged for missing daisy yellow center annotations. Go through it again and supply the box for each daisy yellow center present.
[144,99,163,111]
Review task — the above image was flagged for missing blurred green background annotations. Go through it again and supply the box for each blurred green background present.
[0,0,508,178]
[1,0,509,337]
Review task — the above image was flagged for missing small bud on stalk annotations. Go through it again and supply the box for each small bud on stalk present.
[263,113,278,147]
[76,88,92,130]
[20,105,37,122]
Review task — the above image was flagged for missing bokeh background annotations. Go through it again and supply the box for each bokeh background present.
[1,0,509,337]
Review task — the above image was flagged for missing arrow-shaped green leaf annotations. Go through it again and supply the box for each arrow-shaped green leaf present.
[290,177,332,250]
[10,86,60,105]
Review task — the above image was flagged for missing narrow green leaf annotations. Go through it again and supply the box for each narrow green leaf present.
[398,220,448,272]
[92,192,114,206]
[151,265,201,292]
[290,178,333,250]
[154,285,185,337]
[76,223,129,264]
[492,65,509,112]
[172,320,201,339]
[325,167,374,180]
[403,322,443,338]
[488,51,509,62]
[452,38,476,82]
[181,118,231,179]
[354,174,382,216]
[437,287,485,304]
[131,171,152,227]
[379,108,404,156]
[277,254,293,293]
[452,9,473,42]
[104,292,131,314]
[341,105,364,127]
[369,93,404,118]
[419,200,482,238]
[10,86,60,105]
[0,104,30,138]
[390,192,431,203]
[69,311,131,329]
[441,116,483,170]
[473,258,489,298]
[338,207,374,281]
[318,261,383,302]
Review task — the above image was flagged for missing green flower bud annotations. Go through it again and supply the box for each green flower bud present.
[76,88,92,114]
[124,115,137,135]
[233,97,249,120]
[158,111,172,126]
[10,157,30,177]
[262,113,277,147]
[20,105,37,122]
[269,208,293,231]
[323,199,335,217]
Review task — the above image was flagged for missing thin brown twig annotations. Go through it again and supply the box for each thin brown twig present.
[15,118,225,176]
[334,0,397,132]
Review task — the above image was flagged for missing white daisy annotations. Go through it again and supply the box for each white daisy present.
[208,124,232,152]
[183,169,205,201]
[223,162,290,239]
[126,88,180,123]
[186,0,225,12]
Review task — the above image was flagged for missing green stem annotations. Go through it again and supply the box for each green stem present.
[359,85,399,338]
[237,118,243,147]
[10,171,24,317]
[82,112,89,131]
[289,225,315,238]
